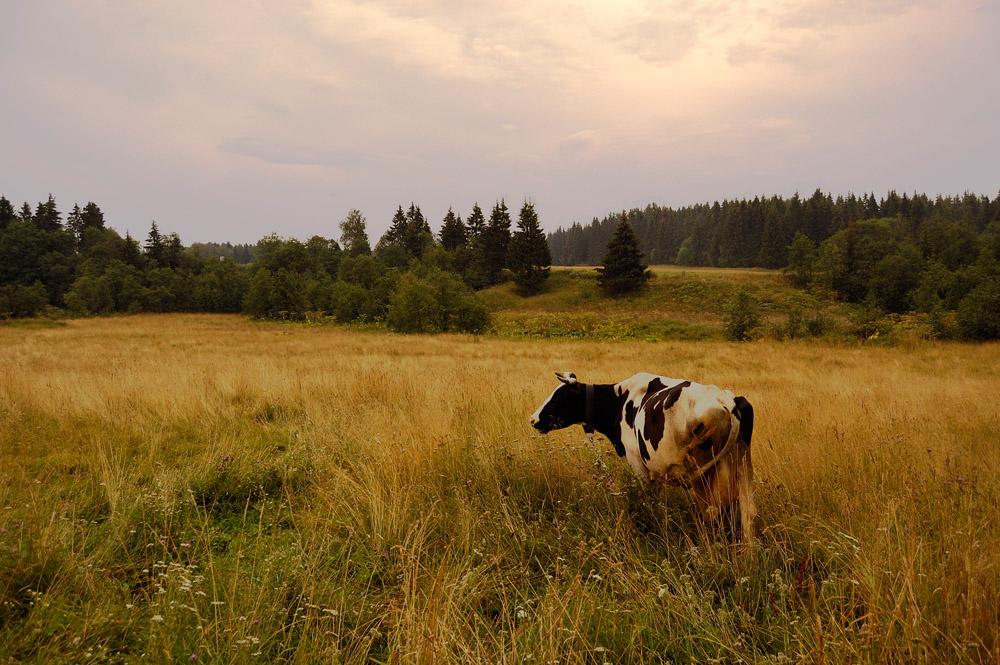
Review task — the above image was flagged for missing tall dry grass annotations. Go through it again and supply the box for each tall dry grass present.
[1,314,998,664]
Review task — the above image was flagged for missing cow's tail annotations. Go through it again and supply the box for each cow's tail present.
[688,408,741,482]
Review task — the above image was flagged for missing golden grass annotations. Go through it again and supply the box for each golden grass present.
[1,314,998,664]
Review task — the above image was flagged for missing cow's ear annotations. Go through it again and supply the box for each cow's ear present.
[734,396,754,446]
[555,372,578,385]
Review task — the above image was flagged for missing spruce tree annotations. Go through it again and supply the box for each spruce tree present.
[34,194,62,231]
[145,221,164,262]
[404,203,432,257]
[439,207,467,251]
[376,205,408,253]
[482,199,511,285]
[0,196,14,230]
[507,200,551,295]
[81,202,105,230]
[67,204,84,237]
[597,211,651,296]
[466,203,486,241]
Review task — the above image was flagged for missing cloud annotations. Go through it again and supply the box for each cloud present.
[217,138,369,168]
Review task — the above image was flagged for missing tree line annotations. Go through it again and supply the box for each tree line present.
[548,190,1000,339]
[0,194,552,333]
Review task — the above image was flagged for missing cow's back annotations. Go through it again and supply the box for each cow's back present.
[615,373,737,484]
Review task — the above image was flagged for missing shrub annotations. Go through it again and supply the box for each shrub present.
[723,288,761,341]
[387,269,489,334]
[956,278,1000,340]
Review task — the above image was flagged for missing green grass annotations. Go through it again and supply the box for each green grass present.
[482,267,844,342]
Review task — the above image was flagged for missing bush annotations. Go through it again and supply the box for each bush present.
[1,282,50,318]
[956,278,1000,340]
[387,269,490,334]
[723,288,761,341]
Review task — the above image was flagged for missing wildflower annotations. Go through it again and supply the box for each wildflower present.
[151,615,164,622]
[189,655,198,661]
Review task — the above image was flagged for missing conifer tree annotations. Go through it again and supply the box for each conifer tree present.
[507,200,551,294]
[439,207,467,251]
[482,199,511,285]
[34,194,62,231]
[67,204,84,237]
[597,211,651,296]
[145,221,164,262]
[0,196,14,231]
[81,202,105,230]
[466,203,486,241]
[376,205,408,253]
[404,203,432,257]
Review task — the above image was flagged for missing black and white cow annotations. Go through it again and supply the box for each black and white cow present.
[530,372,757,541]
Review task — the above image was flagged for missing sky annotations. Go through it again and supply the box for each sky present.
[2,0,998,244]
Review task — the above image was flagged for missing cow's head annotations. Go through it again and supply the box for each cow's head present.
[530,372,586,433]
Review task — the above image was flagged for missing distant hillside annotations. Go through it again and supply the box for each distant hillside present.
[547,190,1000,268]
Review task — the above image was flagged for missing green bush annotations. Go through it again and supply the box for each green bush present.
[387,269,489,334]
[956,278,1000,340]
[723,288,761,341]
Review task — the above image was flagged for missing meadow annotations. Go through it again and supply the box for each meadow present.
[1,312,998,664]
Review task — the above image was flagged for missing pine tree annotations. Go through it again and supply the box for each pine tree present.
[339,208,371,257]
[145,221,164,262]
[404,203,432,258]
[67,204,85,237]
[81,202,105,230]
[482,199,512,285]
[466,203,486,241]
[507,200,551,294]
[0,196,14,230]
[34,194,62,231]
[439,207,467,251]
[597,211,651,296]
[376,205,408,252]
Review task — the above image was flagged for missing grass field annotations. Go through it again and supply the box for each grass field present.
[483,267,841,342]
[2,313,998,664]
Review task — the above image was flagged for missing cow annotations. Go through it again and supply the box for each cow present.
[530,372,757,541]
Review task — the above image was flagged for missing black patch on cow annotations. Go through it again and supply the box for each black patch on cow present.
[624,401,637,428]
[734,396,754,446]
[589,384,626,457]
[533,383,586,433]
[636,429,650,462]
[642,380,690,451]
[640,377,666,408]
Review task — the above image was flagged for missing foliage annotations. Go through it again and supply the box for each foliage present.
[387,268,489,333]
[597,212,651,296]
[956,277,1000,341]
[338,208,371,257]
[507,201,551,295]
[723,287,762,341]
[784,231,816,287]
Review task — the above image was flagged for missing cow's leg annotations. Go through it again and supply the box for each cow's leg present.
[737,444,757,542]
[624,450,651,483]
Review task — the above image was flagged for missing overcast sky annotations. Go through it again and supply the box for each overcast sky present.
[2,1,998,244]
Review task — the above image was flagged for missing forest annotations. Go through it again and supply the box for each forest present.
[548,190,1000,339]
[0,195,555,333]
[3,189,1000,339]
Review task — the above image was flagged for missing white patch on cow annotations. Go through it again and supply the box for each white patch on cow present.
[529,384,561,426]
